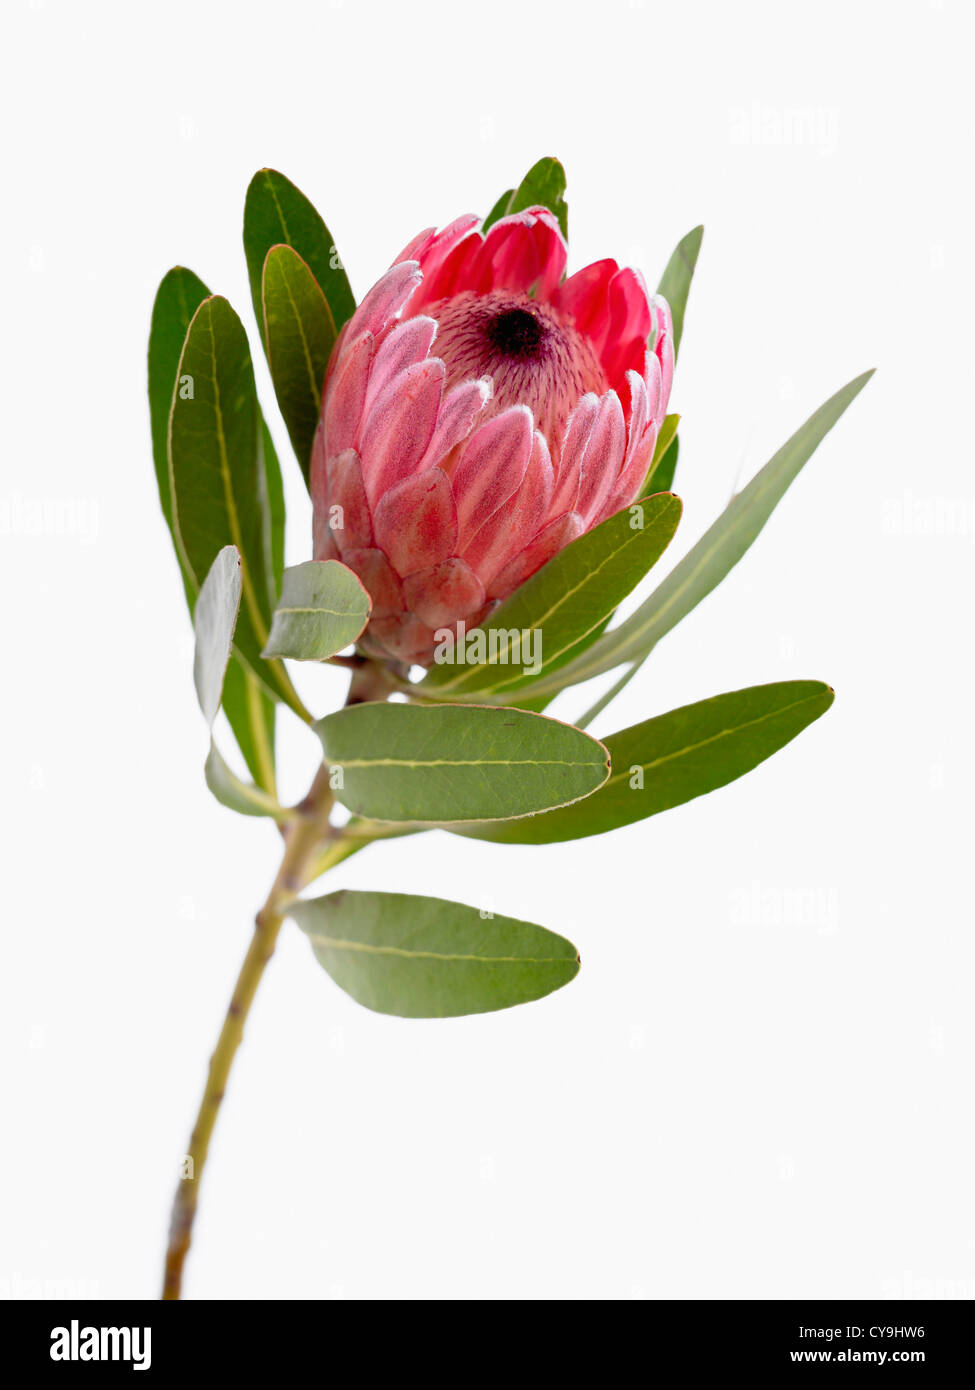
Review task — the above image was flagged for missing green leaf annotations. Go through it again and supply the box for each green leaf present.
[190,548,285,817]
[262,244,337,484]
[168,294,305,718]
[262,560,371,660]
[149,268,280,787]
[643,413,680,492]
[290,890,580,1017]
[244,168,355,344]
[515,371,874,701]
[657,224,703,356]
[461,681,834,845]
[221,661,278,792]
[649,432,679,495]
[484,158,568,240]
[510,157,568,240]
[420,492,682,699]
[481,188,515,235]
[149,267,211,535]
[588,426,679,712]
[204,742,287,819]
[315,703,610,823]
[193,545,242,726]
[259,419,285,592]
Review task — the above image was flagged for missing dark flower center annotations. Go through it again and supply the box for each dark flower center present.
[423,288,607,448]
[485,307,547,359]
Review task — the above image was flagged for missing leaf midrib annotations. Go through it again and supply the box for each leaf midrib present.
[201,309,270,650]
[603,691,828,790]
[267,250,327,411]
[336,756,605,769]
[307,933,574,966]
[276,604,362,617]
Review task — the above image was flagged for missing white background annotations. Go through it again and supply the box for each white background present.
[2,0,972,1300]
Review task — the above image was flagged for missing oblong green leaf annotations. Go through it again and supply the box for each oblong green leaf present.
[192,544,286,819]
[193,545,242,726]
[461,680,834,844]
[290,890,579,1017]
[315,703,610,823]
[204,741,287,820]
[517,371,874,701]
[420,492,682,699]
[481,188,515,235]
[149,266,211,534]
[168,294,304,717]
[244,168,355,343]
[643,413,680,492]
[258,418,285,595]
[149,268,280,785]
[576,428,681,728]
[262,244,336,483]
[649,432,679,495]
[657,224,703,356]
[262,560,371,660]
[506,156,568,239]
[220,661,278,794]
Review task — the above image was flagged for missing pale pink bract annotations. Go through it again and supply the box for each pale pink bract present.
[311,206,674,665]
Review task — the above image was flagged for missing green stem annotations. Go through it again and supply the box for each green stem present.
[161,762,334,1300]
[162,659,399,1299]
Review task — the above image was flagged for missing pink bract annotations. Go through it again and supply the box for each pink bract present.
[311,206,674,666]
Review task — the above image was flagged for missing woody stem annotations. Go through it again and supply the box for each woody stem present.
[161,761,335,1300]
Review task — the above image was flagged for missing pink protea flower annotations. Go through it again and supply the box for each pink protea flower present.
[311,207,674,666]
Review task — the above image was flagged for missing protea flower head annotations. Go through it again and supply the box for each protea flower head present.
[311,207,674,666]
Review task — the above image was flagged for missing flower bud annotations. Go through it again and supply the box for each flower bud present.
[311,207,673,665]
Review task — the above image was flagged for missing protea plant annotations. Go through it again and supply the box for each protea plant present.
[148,158,871,1298]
